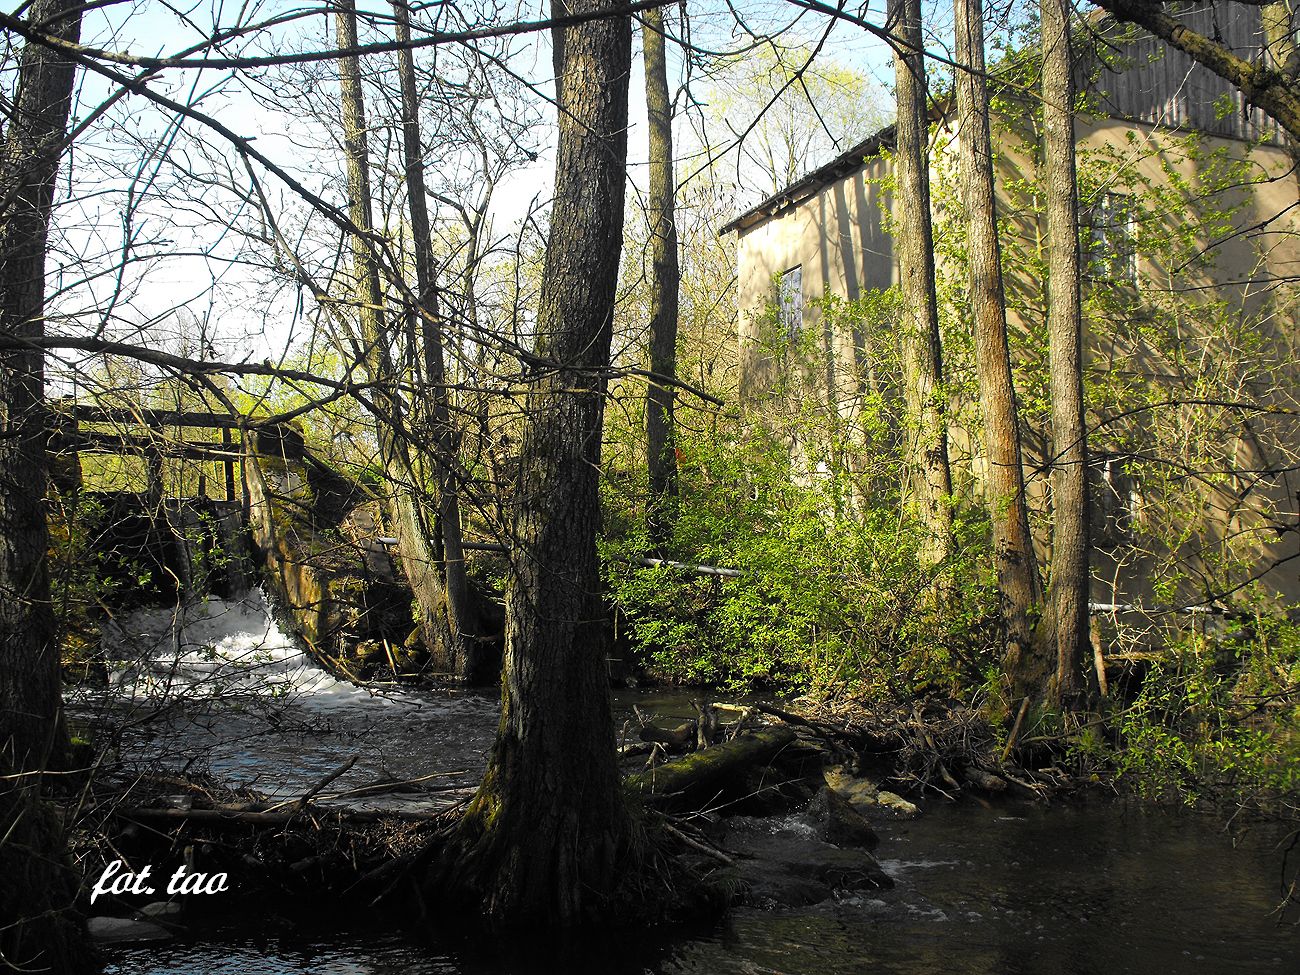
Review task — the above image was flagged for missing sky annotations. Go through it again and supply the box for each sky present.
[17,0,911,385]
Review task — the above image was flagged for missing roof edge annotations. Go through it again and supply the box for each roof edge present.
[718,122,897,236]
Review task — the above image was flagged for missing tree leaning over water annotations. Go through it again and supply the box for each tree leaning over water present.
[429,0,635,929]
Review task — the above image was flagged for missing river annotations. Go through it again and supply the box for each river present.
[78,592,1299,974]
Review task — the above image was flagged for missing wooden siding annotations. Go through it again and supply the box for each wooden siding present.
[1085,3,1284,146]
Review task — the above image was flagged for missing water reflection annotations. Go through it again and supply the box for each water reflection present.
[102,803,1298,975]
[84,596,1298,973]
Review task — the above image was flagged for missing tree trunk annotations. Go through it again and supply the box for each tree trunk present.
[951,0,1044,679]
[334,0,470,677]
[391,0,476,667]
[1034,0,1091,705]
[889,0,953,564]
[1,761,99,974]
[642,4,680,548]
[1261,1,1300,192]
[0,3,98,971]
[0,0,82,778]
[430,0,633,929]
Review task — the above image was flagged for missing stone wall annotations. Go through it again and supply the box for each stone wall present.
[243,426,417,677]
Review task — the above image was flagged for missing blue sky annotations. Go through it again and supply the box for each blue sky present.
[19,0,923,377]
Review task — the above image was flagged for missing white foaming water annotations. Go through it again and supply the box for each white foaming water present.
[877,857,964,879]
[101,589,407,710]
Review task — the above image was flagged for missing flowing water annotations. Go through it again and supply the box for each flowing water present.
[80,591,497,808]
[81,593,1300,974]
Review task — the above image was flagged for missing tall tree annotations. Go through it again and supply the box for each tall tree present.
[432,0,634,928]
[0,0,82,777]
[391,0,476,671]
[0,0,98,969]
[1035,0,1092,704]
[334,0,471,677]
[952,0,1046,691]
[642,4,680,547]
[889,0,954,563]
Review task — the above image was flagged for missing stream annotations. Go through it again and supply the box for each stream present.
[77,592,1300,974]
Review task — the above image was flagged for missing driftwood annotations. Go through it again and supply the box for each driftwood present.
[111,799,463,826]
[749,704,859,767]
[1001,696,1032,763]
[661,822,734,866]
[104,762,473,828]
[625,726,798,812]
[963,767,1008,792]
[638,721,698,750]
[263,755,358,813]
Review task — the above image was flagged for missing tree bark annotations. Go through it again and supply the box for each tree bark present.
[1092,0,1300,141]
[430,0,633,930]
[1261,0,1300,191]
[641,4,680,548]
[952,0,1044,675]
[889,0,954,564]
[0,3,98,970]
[0,0,82,778]
[1034,0,1091,705]
[334,0,470,677]
[1,761,99,974]
[390,0,475,665]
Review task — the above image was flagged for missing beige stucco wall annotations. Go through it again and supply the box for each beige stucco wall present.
[735,153,894,404]
[1071,122,1300,608]
[731,114,1300,607]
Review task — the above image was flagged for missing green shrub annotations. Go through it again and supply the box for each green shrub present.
[1115,612,1300,805]
[601,415,1000,698]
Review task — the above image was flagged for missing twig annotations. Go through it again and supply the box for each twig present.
[263,755,358,813]
[662,822,734,866]
[1001,697,1031,764]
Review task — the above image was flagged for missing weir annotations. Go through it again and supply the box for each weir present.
[51,401,502,681]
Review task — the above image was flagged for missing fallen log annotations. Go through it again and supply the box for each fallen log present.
[625,726,799,812]
[638,721,698,750]
[750,704,859,763]
[963,767,1007,793]
[111,802,461,825]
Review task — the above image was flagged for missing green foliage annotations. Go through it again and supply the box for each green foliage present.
[602,292,1001,698]
[1114,612,1300,805]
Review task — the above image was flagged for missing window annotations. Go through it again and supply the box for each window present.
[777,265,803,338]
[1089,452,1138,547]
[1087,192,1137,284]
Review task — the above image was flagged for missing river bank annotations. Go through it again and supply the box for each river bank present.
[65,591,1300,973]
[91,798,1299,975]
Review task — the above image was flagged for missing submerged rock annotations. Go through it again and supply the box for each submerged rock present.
[87,916,173,944]
[714,818,893,909]
[139,900,183,918]
[806,786,880,849]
